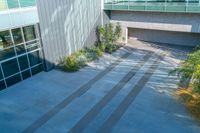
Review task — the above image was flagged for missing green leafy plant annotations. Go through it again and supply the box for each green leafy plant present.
[97,22,122,54]
[63,55,80,72]
[170,50,200,94]
[95,47,103,57]
[105,43,120,54]
[114,22,122,42]
[99,43,106,52]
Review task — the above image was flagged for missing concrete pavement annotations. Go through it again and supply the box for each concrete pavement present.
[0,41,199,133]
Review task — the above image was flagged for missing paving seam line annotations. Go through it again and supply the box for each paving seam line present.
[68,52,153,133]
[96,53,165,133]
[22,47,138,133]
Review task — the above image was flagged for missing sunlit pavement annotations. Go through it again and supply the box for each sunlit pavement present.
[0,40,199,133]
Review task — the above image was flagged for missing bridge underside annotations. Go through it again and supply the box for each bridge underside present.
[109,10,200,47]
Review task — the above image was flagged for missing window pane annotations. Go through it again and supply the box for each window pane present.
[0,47,16,61]
[22,70,31,80]
[0,30,13,49]
[6,74,21,87]
[0,80,6,91]
[7,0,19,9]
[19,0,36,7]
[28,51,42,67]
[26,40,39,52]
[16,44,26,55]
[31,64,43,75]
[23,25,37,41]
[0,0,7,11]
[12,28,23,44]
[2,58,19,77]
[18,55,29,71]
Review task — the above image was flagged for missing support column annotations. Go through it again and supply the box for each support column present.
[121,26,128,44]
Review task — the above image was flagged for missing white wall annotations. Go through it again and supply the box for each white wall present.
[0,7,39,30]
[36,0,103,71]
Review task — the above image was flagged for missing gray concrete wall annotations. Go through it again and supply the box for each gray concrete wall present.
[111,11,200,33]
[111,11,200,46]
[36,0,104,71]
[128,28,200,46]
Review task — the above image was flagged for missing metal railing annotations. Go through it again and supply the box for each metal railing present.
[104,0,200,13]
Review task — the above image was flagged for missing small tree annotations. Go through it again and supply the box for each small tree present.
[97,26,106,43]
[97,22,122,44]
[114,22,122,42]
[170,49,200,94]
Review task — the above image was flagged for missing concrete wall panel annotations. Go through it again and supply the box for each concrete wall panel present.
[128,28,200,47]
[36,0,103,71]
[111,11,200,33]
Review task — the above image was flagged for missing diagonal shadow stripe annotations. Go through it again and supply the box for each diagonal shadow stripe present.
[96,54,164,133]
[68,53,152,133]
[22,51,132,133]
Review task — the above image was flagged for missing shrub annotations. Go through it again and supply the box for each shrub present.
[170,50,200,94]
[105,43,120,54]
[97,22,122,54]
[84,47,98,61]
[95,47,103,57]
[176,88,200,123]
[114,22,122,42]
[99,43,106,52]
[63,55,80,72]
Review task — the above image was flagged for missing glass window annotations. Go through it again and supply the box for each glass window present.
[31,64,43,75]
[26,40,39,52]
[0,80,6,91]
[16,44,26,55]
[12,28,23,44]
[23,25,37,41]
[0,47,16,61]
[19,0,36,7]
[7,0,19,9]
[0,68,3,80]
[28,51,42,67]
[6,74,21,87]
[0,0,7,11]
[22,70,31,80]
[2,58,19,77]
[0,30,13,49]
[18,55,29,71]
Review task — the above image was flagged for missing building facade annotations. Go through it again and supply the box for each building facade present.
[0,0,200,90]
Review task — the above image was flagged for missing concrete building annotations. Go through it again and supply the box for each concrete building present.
[0,0,200,90]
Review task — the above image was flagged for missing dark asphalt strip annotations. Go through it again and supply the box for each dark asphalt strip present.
[22,52,131,133]
[96,55,164,133]
[68,53,152,133]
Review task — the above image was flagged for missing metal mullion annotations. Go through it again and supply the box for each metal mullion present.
[0,48,41,64]
[36,24,45,70]
[17,0,21,9]
[21,25,33,76]
[4,62,43,80]
[1,45,15,51]
[5,0,23,82]
[25,38,39,44]
[10,29,23,81]
[4,71,21,80]
[0,63,7,88]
